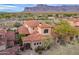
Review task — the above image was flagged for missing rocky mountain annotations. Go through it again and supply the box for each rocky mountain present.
[24,4,79,12]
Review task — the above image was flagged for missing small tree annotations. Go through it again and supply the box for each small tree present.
[35,46,43,55]
[14,22,22,28]
[16,34,23,46]
[53,20,79,45]
[42,36,53,50]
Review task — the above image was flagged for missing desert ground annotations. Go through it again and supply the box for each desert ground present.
[19,42,79,55]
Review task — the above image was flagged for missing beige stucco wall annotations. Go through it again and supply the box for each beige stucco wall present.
[37,27,51,35]
[24,24,35,34]
[31,41,42,50]
[23,41,43,50]
[23,23,52,36]
[67,21,75,27]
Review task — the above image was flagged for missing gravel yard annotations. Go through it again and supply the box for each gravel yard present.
[19,43,79,55]
[42,44,79,55]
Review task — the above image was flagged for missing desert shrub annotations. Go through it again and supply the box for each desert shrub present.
[14,22,22,28]
[35,46,44,54]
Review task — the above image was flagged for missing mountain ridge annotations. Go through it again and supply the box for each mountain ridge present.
[24,4,79,12]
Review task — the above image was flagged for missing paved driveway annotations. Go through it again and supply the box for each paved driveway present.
[20,50,38,55]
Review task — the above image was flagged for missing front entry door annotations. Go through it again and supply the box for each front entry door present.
[24,43,31,49]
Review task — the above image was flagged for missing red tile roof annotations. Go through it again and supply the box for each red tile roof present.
[68,19,79,27]
[22,33,46,42]
[38,23,52,28]
[18,26,30,35]
[23,20,40,28]
[74,21,79,27]
[69,20,79,27]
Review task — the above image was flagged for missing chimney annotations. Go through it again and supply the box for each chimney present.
[39,23,42,26]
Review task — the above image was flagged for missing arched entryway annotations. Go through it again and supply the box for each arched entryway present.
[24,43,31,49]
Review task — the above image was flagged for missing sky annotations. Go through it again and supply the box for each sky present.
[0,4,78,12]
[0,4,37,12]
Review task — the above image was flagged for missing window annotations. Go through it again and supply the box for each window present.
[34,43,36,45]
[44,29,48,33]
[75,35,78,38]
[70,36,73,41]
[33,28,34,30]
[39,42,41,44]
[37,43,38,45]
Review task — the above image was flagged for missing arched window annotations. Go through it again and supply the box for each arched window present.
[44,29,48,33]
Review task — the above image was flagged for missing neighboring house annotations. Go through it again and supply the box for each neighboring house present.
[0,28,16,51]
[67,17,79,27]
[68,18,79,28]
[6,31,16,48]
[0,28,20,55]
[0,28,7,51]
[18,20,52,50]
[0,28,7,40]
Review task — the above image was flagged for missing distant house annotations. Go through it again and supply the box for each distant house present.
[68,18,79,27]
[18,20,53,50]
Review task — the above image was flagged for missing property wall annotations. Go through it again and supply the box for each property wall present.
[7,40,14,47]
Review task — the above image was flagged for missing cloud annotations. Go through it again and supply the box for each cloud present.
[0,5,17,9]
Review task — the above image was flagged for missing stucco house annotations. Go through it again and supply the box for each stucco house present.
[18,20,53,50]
[0,28,17,51]
[0,28,7,51]
[22,33,48,50]
[6,31,16,48]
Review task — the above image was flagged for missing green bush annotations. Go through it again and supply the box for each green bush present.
[35,46,44,53]
[16,34,23,46]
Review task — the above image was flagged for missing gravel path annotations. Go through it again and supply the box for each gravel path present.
[42,44,79,55]
[19,50,38,55]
